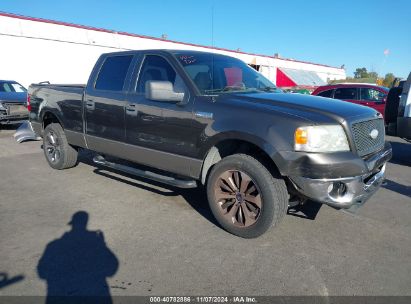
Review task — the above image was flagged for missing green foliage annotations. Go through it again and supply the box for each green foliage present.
[328,68,396,87]
[354,67,369,79]
[328,77,377,85]
[368,72,378,79]
[353,67,379,80]
[383,73,395,87]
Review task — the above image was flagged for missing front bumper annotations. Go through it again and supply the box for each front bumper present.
[13,121,41,143]
[289,144,392,209]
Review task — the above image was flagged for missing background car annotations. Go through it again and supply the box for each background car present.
[312,84,389,115]
[385,72,411,141]
[0,80,28,125]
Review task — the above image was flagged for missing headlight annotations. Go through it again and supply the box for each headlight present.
[0,102,5,110]
[294,125,350,152]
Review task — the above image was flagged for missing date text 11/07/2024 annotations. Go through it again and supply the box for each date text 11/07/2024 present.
[149,296,257,303]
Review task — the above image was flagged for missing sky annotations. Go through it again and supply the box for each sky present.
[1,0,410,78]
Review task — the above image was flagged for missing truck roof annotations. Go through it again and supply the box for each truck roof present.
[102,49,233,58]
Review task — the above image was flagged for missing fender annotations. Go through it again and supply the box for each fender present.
[200,131,279,159]
[40,107,65,131]
[199,131,281,184]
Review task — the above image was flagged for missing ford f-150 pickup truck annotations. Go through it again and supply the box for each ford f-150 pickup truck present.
[28,50,392,238]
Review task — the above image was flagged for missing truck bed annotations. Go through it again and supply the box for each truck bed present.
[29,83,86,135]
[30,83,86,88]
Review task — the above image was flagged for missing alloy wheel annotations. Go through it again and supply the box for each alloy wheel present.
[214,170,262,227]
[44,130,61,163]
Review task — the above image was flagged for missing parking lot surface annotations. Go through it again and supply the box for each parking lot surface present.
[0,125,410,297]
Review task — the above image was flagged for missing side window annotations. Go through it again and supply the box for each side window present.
[0,82,12,92]
[360,88,386,102]
[184,64,212,93]
[317,89,333,98]
[334,88,357,100]
[137,55,182,93]
[11,83,27,92]
[95,55,133,91]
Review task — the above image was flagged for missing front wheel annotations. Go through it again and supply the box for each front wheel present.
[43,123,78,170]
[206,154,288,238]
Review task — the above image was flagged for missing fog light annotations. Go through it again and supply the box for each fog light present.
[328,182,347,198]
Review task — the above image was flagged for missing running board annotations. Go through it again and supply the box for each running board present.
[92,155,197,189]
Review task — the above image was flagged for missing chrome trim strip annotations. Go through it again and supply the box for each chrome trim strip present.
[195,111,213,119]
[364,164,385,191]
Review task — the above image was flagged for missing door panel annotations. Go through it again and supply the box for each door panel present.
[125,54,198,163]
[125,94,197,157]
[360,88,387,115]
[156,98,196,156]
[84,54,134,151]
[125,94,165,150]
[333,87,360,106]
[85,92,127,141]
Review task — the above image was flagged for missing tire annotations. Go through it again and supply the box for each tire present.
[206,154,288,238]
[43,123,78,170]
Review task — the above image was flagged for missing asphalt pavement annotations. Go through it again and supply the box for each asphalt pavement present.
[0,125,410,298]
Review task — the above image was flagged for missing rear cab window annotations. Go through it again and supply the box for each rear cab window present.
[95,55,133,91]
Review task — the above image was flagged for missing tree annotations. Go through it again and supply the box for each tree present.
[354,67,369,79]
[368,71,379,79]
[383,73,395,87]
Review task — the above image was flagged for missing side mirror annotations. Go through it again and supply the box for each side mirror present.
[145,81,184,103]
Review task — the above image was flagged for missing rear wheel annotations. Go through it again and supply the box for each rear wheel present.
[43,123,78,170]
[206,154,288,238]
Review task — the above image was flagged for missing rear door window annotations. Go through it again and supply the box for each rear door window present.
[0,82,26,92]
[317,89,333,98]
[360,88,386,102]
[334,88,357,100]
[0,82,12,92]
[95,55,133,91]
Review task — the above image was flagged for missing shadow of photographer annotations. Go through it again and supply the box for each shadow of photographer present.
[37,211,118,304]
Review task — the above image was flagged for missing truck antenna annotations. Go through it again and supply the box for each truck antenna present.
[211,5,214,47]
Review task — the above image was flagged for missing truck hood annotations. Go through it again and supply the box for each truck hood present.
[226,92,378,123]
[0,92,27,103]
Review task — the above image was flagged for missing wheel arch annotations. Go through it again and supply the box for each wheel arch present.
[41,110,65,131]
[200,133,282,185]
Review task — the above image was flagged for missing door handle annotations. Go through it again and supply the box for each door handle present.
[126,103,138,116]
[141,114,164,122]
[126,104,136,112]
[86,99,95,110]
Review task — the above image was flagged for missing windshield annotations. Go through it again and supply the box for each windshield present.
[0,81,27,93]
[174,52,281,95]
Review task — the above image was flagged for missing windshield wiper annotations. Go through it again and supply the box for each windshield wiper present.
[260,86,278,92]
[204,88,226,94]
[204,86,249,94]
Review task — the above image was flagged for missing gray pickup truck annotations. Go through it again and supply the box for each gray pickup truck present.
[28,50,392,238]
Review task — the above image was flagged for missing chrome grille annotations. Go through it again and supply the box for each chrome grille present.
[351,119,385,157]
